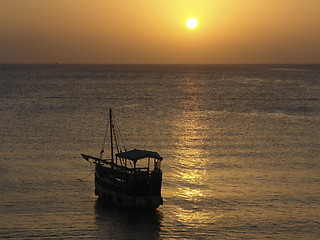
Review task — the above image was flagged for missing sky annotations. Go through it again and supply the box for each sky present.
[0,0,320,64]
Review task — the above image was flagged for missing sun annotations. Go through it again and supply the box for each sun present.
[186,17,198,29]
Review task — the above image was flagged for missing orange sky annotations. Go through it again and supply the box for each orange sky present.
[0,0,319,64]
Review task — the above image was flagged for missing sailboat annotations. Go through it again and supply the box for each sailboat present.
[81,108,163,209]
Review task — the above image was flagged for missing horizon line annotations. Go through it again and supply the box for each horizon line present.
[1,62,320,65]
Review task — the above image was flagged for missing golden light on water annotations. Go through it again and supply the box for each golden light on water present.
[172,78,209,200]
[174,207,218,226]
[168,81,226,227]
[178,187,203,199]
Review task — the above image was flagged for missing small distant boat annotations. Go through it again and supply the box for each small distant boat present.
[81,108,163,209]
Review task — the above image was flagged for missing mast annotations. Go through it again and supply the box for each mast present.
[109,108,114,163]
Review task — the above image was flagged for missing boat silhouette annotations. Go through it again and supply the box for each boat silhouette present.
[81,108,163,209]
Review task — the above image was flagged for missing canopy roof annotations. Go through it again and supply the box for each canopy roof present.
[116,149,163,162]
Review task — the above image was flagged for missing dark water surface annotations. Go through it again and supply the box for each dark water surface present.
[1,64,319,239]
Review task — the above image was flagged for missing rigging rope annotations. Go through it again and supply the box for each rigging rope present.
[114,123,127,152]
[113,124,120,154]
[98,109,128,161]
[79,169,95,180]
[99,112,109,159]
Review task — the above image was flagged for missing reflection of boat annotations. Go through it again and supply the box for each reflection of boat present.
[81,108,163,209]
[94,198,163,238]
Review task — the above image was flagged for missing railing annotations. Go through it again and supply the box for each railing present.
[100,160,152,173]
[83,154,161,173]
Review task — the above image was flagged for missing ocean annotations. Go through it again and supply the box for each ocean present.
[0,64,319,239]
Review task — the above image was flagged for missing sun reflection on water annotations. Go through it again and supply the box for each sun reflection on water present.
[175,207,211,224]
[172,77,211,200]
[173,114,209,199]
[178,187,203,200]
[166,76,222,228]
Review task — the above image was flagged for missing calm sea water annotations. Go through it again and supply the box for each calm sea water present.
[0,64,319,239]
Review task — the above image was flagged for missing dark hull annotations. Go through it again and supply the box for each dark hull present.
[94,165,163,209]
